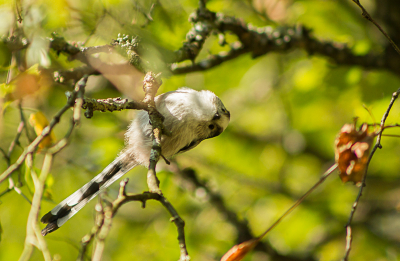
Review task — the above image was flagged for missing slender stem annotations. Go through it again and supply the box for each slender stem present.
[351,0,400,56]
[342,88,400,260]
[258,164,338,240]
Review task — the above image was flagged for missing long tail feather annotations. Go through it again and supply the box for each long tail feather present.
[41,158,137,236]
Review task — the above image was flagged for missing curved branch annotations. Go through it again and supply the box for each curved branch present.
[172,20,393,75]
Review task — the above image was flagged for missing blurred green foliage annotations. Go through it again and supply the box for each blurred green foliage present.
[1,0,400,261]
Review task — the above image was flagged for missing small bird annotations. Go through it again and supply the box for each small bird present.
[41,88,230,235]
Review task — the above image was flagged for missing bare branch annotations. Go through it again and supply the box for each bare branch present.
[169,163,318,261]
[80,96,147,118]
[171,42,247,74]
[111,179,190,261]
[343,87,400,260]
[0,76,88,183]
[351,0,400,56]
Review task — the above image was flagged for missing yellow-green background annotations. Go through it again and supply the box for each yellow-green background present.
[1,0,400,260]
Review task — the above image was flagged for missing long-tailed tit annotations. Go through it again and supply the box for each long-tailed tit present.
[41,88,230,235]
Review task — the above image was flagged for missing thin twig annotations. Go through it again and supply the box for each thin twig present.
[0,105,31,203]
[79,178,190,261]
[111,179,161,214]
[9,177,32,204]
[258,164,338,240]
[111,179,190,261]
[351,0,400,56]
[76,202,104,261]
[18,101,34,143]
[0,79,84,184]
[342,87,400,260]
[7,121,24,159]
[19,77,91,261]
[170,163,318,260]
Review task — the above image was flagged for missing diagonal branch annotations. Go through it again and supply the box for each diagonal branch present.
[0,76,88,184]
[351,0,400,56]
[169,163,318,261]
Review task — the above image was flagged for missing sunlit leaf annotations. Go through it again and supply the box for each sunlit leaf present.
[0,82,15,97]
[29,111,56,150]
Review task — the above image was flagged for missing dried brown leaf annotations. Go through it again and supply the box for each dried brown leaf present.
[220,238,259,261]
[334,122,374,185]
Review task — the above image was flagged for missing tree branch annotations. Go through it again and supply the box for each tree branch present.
[351,0,400,56]
[342,87,400,260]
[0,76,89,184]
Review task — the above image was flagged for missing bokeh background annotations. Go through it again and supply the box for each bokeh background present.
[1,0,400,260]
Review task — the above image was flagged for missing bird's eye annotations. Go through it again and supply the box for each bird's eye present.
[212,113,221,120]
[208,124,215,130]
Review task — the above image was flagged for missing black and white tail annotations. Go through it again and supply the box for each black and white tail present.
[41,158,137,236]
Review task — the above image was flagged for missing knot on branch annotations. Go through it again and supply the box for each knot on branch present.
[189,5,216,23]
[113,34,146,73]
[79,96,147,118]
[50,32,80,56]
[3,28,29,51]
[142,72,162,105]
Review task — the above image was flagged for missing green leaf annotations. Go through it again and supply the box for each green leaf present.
[0,82,15,97]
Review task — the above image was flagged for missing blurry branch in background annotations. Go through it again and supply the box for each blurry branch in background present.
[170,5,398,74]
[4,3,400,86]
[168,163,318,261]
[45,17,397,81]
[342,87,400,261]
[18,76,87,261]
[0,102,31,204]
[220,164,337,261]
[0,76,86,184]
